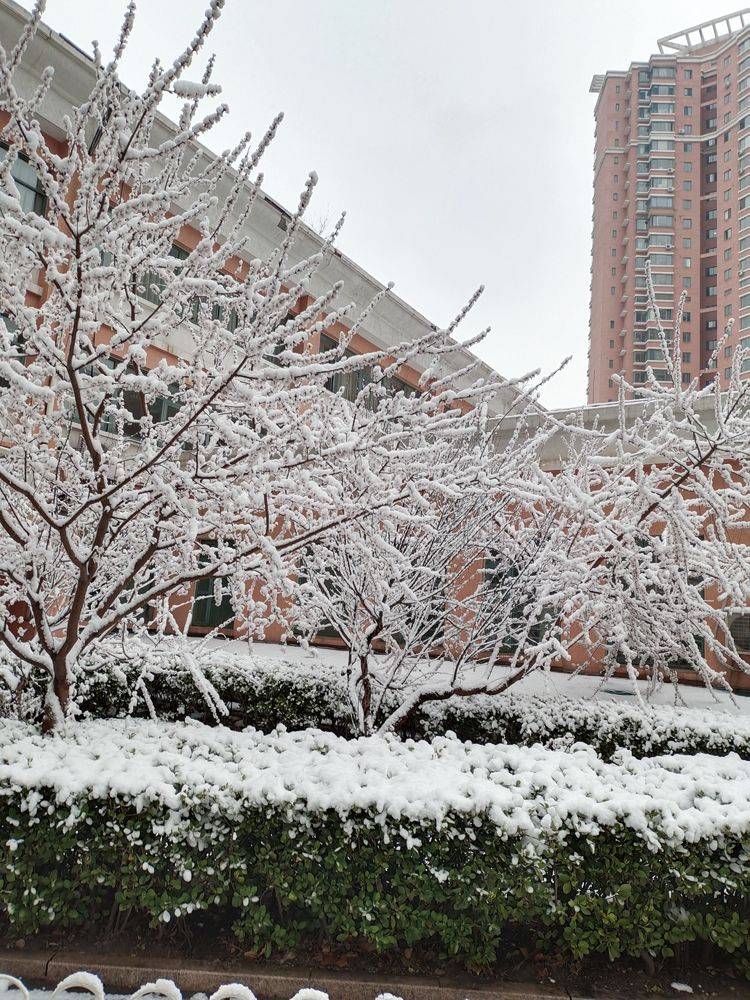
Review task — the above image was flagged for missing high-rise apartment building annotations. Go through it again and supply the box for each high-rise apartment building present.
[588,12,750,404]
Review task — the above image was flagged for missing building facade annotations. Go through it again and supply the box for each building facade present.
[589,11,750,404]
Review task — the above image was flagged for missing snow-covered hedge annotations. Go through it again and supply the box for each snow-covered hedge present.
[0,718,749,970]
[49,649,750,756]
[422,691,750,759]
[4,644,750,758]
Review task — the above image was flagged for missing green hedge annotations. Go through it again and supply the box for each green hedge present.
[0,719,749,972]
[3,643,750,758]
[66,647,750,758]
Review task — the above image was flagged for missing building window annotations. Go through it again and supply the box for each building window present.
[0,145,47,215]
[0,314,27,389]
[138,243,189,305]
[729,615,750,654]
[191,541,235,632]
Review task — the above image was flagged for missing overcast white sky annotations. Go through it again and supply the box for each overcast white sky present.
[15,0,740,406]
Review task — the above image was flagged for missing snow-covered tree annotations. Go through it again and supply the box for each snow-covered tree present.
[299,265,750,728]
[0,1,504,728]
[295,426,567,734]
[544,272,750,700]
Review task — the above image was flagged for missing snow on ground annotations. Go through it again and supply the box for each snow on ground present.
[0,978,401,1000]
[195,637,750,717]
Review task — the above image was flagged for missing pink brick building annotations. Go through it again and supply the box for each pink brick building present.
[589,11,750,404]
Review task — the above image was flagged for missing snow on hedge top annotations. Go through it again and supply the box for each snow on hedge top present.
[1,719,750,849]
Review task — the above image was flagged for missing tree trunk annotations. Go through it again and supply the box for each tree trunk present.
[41,655,71,733]
[359,653,373,736]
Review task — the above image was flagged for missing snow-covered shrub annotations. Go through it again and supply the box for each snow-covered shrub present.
[56,648,750,757]
[0,719,748,969]
[419,691,750,759]
[4,644,750,759]
[0,644,352,732]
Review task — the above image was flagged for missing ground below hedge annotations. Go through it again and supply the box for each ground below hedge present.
[4,925,750,998]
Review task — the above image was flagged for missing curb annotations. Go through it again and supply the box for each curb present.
[0,951,587,1000]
